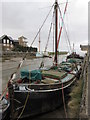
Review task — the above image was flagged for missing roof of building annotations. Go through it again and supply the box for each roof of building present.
[80,45,88,51]
[0,35,13,41]
[18,36,27,40]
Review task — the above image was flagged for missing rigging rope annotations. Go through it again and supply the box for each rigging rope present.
[58,5,72,53]
[53,11,55,52]
[17,87,30,120]
[61,82,68,118]
[44,22,53,53]
[63,29,71,54]
[57,0,68,49]
[0,3,55,118]
[0,4,54,100]
[40,11,55,67]
[30,4,54,47]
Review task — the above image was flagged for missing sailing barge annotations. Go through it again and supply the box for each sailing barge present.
[8,0,83,119]
[8,57,83,119]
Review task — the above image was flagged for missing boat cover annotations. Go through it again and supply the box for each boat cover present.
[20,69,42,81]
[42,70,67,80]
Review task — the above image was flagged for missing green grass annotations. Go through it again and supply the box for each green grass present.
[67,78,83,118]
[48,51,68,55]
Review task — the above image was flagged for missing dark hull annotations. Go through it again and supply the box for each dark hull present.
[2,106,10,120]
[0,101,10,120]
[67,52,83,60]
[13,89,63,119]
[9,75,76,119]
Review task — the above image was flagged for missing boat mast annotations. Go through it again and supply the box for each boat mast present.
[73,43,74,53]
[39,31,40,52]
[54,0,58,65]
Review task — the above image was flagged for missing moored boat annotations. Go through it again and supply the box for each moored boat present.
[67,52,84,60]
[36,52,43,58]
[7,0,84,119]
[0,95,10,120]
[8,57,82,119]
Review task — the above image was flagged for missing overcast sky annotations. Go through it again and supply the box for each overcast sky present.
[0,0,89,54]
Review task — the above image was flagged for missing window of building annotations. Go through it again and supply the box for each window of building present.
[7,39,9,44]
[3,39,6,44]
[10,41,12,44]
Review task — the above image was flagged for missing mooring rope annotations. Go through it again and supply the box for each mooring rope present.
[61,82,68,118]
[17,91,30,120]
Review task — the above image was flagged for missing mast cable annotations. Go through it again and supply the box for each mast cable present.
[58,5,72,52]
[53,11,55,52]
[57,0,68,49]
[44,14,54,53]
[44,22,52,53]
[0,3,54,88]
[30,4,54,47]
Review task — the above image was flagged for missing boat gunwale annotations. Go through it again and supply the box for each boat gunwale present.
[14,77,76,92]
[14,73,75,86]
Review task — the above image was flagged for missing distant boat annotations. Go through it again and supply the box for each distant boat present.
[8,0,83,119]
[67,52,84,60]
[36,52,43,58]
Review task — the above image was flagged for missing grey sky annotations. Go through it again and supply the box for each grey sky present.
[0,0,89,54]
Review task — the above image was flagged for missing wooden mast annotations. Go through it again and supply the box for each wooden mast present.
[54,0,58,65]
[39,31,40,52]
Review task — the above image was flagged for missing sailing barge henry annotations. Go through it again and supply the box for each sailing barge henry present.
[8,0,83,119]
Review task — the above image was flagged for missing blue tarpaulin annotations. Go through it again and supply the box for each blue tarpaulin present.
[20,69,42,81]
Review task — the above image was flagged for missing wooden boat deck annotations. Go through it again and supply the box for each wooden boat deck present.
[42,70,67,80]
[41,78,59,84]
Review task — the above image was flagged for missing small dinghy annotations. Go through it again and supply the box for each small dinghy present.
[0,95,10,120]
